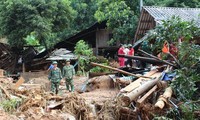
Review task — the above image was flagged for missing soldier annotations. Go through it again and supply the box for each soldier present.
[48,61,62,94]
[62,59,75,92]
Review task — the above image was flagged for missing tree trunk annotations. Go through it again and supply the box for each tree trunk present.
[155,87,172,109]
[121,74,161,106]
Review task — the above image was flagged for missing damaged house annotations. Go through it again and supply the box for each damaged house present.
[54,21,118,57]
[134,6,200,44]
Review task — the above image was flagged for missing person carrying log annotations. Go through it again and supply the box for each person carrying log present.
[48,61,62,94]
[62,59,75,92]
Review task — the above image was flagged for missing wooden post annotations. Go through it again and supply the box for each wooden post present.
[90,62,152,78]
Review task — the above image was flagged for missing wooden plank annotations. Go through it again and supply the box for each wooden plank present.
[137,85,158,105]
[14,77,25,89]
[120,70,158,93]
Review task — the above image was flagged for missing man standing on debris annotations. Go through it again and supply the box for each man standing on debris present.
[62,59,75,92]
[48,61,62,94]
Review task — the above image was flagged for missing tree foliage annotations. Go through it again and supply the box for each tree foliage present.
[95,0,137,44]
[168,0,200,8]
[1,0,200,49]
[74,40,94,74]
[0,0,75,48]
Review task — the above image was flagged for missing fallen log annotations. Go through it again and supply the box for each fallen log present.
[121,73,161,106]
[118,54,163,64]
[120,70,158,93]
[90,62,151,78]
[155,87,172,109]
[138,49,177,68]
[137,85,158,105]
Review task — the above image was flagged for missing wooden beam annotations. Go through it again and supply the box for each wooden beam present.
[138,49,178,67]
[90,62,152,78]
[137,85,158,105]
[118,54,163,64]
[120,70,158,93]
[14,77,25,89]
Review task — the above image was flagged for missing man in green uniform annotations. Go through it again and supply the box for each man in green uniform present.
[48,61,62,94]
[62,59,75,92]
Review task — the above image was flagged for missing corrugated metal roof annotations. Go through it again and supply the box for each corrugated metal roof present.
[134,6,200,42]
[144,6,200,25]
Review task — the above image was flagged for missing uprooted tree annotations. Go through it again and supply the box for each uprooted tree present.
[143,16,200,119]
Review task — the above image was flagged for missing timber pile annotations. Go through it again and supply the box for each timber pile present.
[0,77,93,120]
[89,62,178,119]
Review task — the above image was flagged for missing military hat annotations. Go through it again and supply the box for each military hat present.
[128,44,132,47]
[66,58,70,62]
[123,44,128,48]
[52,61,58,64]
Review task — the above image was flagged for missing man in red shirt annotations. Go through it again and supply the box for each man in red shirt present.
[118,44,125,67]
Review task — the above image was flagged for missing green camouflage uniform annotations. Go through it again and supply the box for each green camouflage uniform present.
[62,65,75,92]
[48,67,62,94]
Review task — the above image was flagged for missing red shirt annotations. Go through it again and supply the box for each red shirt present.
[128,48,134,56]
[118,47,125,55]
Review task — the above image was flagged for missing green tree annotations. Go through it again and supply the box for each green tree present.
[59,0,98,41]
[74,40,95,75]
[168,0,200,8]
[95,0,138,44]
[71,0,98,31]
[0,0,75,49]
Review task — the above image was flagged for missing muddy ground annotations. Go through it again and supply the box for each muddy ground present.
[24,71,119,105]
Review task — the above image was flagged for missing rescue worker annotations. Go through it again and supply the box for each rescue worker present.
[48,61,62,94]
[62,59,75,92]
[124,44,130,66]
[118,44,125,67]
[126,44,134,67]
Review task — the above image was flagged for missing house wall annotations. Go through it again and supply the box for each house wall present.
[96,29,110,48]
[95,29,110,55]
